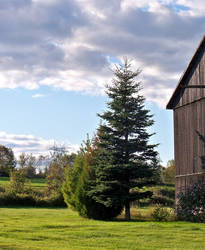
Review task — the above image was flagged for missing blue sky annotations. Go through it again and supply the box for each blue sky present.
[0,0,205,166]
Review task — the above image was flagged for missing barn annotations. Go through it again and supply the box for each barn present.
[167,35,205,197]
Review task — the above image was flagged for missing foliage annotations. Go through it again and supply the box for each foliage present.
[18,153,35,178]
[0,145,16,177]
[153,165,166,184]
[151,205,175,222]
[0,185,5,193]
[177,180,205,222]
[163,160,175,184]
[151,195,174,207]
[0,174,175,209]
[18,153,49,178]
[159,187,175,199]
[149,185,175,207]
[46,160,65,194]
[0,192,36,206]
[8,170,27,194]
[89,59,159,220]
[0,174,66,207]
[23,154,37,178]
[62,136,123,220]
[0,192,66,207]
[62,152,84,210]
[46,147,76,196]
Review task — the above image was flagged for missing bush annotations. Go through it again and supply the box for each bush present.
[8,170,26,194]
[152,205,175,222]
[0,192,36,206]
[177,180,205,222]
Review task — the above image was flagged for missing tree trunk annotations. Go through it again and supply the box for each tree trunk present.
[125,201,130,221]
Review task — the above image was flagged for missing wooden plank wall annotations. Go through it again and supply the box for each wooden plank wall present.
[174,99,205,196]
[176,49,205,108]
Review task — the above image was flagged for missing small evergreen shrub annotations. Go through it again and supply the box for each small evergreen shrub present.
[152,205,175,222]
[177,180,205,222]
[62,139,123,220]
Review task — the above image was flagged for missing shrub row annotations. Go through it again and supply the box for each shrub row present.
[0,192,66,207]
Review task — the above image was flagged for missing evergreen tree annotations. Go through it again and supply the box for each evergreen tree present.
[90,59,158,220]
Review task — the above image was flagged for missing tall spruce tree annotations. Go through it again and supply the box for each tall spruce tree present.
[90,59,158,220]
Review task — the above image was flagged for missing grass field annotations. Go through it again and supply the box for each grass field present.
[0,177,46,189]
[0,207,205,250]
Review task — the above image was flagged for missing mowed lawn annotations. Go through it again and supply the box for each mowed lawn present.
[0,177,46,189]
[0,207,205,249]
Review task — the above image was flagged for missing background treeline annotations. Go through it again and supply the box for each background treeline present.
[0,144,76,207]
[0,143,174,209]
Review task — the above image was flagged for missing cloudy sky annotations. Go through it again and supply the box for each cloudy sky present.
[0,0,204,165]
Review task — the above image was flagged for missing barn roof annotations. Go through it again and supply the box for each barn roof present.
[166,35,205,109]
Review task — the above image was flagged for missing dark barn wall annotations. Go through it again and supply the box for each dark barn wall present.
[167,36,205,199]
[171,38,205,197]
[174,100,205,195]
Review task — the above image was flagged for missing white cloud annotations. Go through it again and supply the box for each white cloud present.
[121,0,171,14]
[176,0,205,16]
[0,0,204,108]
[0,71,38,90]
[0,131,79,158]
[32,94,46,98]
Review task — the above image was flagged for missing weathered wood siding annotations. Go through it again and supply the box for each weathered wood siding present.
[174,99,205,195]
[176,47,205,108]
[167,37,205,200]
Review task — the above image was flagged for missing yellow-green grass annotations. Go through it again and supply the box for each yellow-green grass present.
[0,177,46,189]
[0,177,10,187]
[0,207,205,249]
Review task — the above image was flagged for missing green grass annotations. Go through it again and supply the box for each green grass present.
[28,178,46,189]
[0,177,10,187]
[0,207,205,249]
[0,177,46,189]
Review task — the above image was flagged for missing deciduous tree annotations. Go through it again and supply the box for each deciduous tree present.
[0,145,16,176]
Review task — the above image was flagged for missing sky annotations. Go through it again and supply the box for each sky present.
[0,0,205,166]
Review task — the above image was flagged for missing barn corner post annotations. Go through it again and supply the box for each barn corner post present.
[166,35,205,204]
